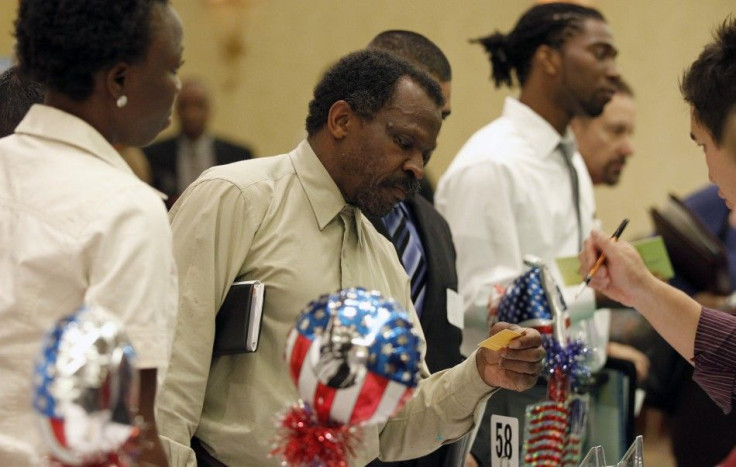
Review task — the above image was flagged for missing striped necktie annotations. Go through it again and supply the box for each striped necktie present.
[383,202,428,316]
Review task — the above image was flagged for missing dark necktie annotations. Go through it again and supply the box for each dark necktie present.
[559,142,582,250]
[383,202,427,316]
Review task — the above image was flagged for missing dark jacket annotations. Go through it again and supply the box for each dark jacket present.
[143,136,253,206]
[367,194,466,467]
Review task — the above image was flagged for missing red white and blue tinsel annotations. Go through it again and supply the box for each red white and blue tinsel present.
[32,305,140,466]
[495,257,590,467]
[271,287,421,466]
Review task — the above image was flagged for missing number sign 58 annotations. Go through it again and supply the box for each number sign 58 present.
[490,414,519,467]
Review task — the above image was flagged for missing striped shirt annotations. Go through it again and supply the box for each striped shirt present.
[693,307,736,414]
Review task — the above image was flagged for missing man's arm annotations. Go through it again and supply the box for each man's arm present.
[155,178,254,465]
[377,323,543,461]
[581,230,736,409]
[581,229,702,360]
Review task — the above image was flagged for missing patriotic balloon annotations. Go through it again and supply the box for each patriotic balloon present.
[32,305,140,466]
[272,287,421,465]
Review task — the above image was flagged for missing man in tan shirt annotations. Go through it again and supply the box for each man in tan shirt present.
[155,49,544,466]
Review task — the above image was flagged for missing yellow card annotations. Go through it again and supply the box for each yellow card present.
[478,329,523,351]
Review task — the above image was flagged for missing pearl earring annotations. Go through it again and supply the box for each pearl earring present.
[116,95,128,108]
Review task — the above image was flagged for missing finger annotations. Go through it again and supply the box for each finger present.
[500,354,545,375]
[508,329,542,350]
[591,228,611,243]
[588,267,610,289]
[502,344,546,363]
[490,321,521,334]
[579,232,605,271]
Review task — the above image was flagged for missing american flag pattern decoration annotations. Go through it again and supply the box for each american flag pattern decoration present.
[496,267,567,335]
[522,395,589,467]
[284,287,421,426]
[32,305,139,465]
[523,401,568,466]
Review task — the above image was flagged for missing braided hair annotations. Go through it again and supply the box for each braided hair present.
[471,2,605,88]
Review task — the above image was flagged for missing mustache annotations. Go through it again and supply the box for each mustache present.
[382,176,421,196]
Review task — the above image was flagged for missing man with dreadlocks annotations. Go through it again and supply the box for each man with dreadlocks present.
[435,3,620,465]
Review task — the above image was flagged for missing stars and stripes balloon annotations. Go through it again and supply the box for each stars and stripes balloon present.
[32,305,140,466]
[272,287,421,466]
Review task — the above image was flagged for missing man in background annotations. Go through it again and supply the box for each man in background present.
[366,30,452,204]
[435,3,620,465]
[365,29,465,467]
[144,77,254,206]
[571,78,636,187]
[0,66,44,138]
[571,78,651,382]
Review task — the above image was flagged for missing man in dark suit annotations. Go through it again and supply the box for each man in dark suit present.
[365,30,466,467]
[144,78,253,207]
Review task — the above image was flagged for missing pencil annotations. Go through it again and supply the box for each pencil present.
[574,218,630,299]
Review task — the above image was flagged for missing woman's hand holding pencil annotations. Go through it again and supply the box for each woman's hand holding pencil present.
[574,218,629,299]
[577,220,659,308]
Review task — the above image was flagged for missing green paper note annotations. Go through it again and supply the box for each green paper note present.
[555,235,674,286]
[556,255,585,287]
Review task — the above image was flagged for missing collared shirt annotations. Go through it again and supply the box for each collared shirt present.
[693,307,736,414]
[436,97,597,356]
[0,104,177,465]
[176,134,215,194]
[156,140,494,466]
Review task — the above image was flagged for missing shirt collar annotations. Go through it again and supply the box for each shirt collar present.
[290,140,364,245]
[502,97,578,160]
[16,104,167,200]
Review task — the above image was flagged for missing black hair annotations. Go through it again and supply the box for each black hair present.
[680,17,736,145]
[0,66,45,138]
[14,0,167,101]
[305,49,444,136]
[471,2,605,88]
[368,30,452,82]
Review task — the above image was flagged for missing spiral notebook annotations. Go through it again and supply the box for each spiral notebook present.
[213,280,266,355]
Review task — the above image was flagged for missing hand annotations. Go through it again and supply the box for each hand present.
[476,322,544,392]
[578,229,656,308]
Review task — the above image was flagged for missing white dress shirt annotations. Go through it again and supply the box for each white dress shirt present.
[436,97,598,356]
[0,105,178,465]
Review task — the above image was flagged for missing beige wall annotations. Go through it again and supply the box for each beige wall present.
[2,0,734,239]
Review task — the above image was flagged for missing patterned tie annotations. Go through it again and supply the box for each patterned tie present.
[383,202,427,316]
[558,141,582,250]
